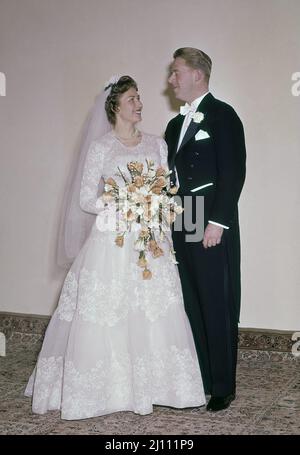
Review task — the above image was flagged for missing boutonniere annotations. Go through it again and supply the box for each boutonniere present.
[192,112,204,123]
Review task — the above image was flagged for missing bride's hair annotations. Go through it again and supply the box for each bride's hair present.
[105,76,138,125]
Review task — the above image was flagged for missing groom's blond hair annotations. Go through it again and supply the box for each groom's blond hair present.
[174,47,212,82]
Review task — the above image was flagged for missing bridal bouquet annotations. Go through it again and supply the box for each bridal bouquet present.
[102,160,183,279]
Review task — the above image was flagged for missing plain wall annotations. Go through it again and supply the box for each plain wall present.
[0,0,299,330]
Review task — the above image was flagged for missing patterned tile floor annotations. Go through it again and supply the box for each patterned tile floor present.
[0,341,299,435]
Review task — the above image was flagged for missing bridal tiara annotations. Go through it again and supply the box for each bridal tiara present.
[104,74,121,91]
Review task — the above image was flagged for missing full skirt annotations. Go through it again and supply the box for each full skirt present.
[25,222,205,419]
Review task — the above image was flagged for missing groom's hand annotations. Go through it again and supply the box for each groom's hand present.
[203,224,223,248]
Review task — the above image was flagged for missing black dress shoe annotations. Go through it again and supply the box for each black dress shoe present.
[206,393,236,412]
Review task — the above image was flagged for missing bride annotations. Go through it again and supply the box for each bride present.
[25,75,206,420]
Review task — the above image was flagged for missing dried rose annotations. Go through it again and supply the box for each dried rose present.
[137,256,147,268]
[169,186,178,195]
[135,162,143,174]
[152,246,164,258]
[143,268,152,280]
[106,177,118,187]
[149,240,158,252]
[155,176,167,187]
[127,184,137,193]
[140,229,150,239]
[155,166,165,177]
[102,192,114,202]
[126,209,135,221]
[133,176,144,188]
[115,235,124,247]
[128,161,143,174]
[151,186,162,195]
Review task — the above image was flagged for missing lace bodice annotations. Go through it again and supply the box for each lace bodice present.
[80,131,169,215]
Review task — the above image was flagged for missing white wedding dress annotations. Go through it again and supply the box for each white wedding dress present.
[25,131,206,420]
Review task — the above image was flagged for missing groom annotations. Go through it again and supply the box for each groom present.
[165,48,246,411]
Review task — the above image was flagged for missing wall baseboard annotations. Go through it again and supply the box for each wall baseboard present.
[0,311,296,353]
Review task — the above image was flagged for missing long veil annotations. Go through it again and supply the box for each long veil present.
[56,77,119,268]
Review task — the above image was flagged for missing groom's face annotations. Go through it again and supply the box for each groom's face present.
[168,57,197,103]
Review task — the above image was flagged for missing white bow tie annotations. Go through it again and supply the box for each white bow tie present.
[180,103,197,116]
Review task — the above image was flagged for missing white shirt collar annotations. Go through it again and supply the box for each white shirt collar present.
[190,91,210,110]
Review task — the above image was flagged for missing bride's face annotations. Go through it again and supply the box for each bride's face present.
[116,87,143,125]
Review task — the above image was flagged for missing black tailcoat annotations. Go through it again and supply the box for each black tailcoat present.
[165,93,246,395]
